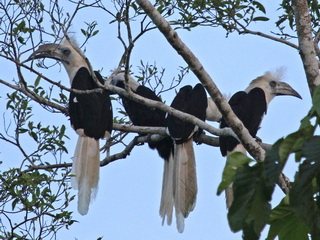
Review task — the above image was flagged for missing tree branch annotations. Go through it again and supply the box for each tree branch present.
[233,20,299,50]
[292,0,320,95]
[135,0,265,161]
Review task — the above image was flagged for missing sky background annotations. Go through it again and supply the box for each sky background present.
[0,1,313,239]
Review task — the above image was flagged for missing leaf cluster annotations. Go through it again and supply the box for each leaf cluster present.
[155,0,269,32]
[277,0,320,36]
[0,168,75,240]
[218,85,320,239]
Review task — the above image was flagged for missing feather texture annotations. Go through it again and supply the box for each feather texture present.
[165,83,207,232]
[160,153,174,225]
[29,41,113,216]
[174,138,197,233]
[71,136,100,215]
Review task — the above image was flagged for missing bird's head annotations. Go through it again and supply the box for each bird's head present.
[245,71,302,104]
[110,72,139,91]
[27,37,88,83]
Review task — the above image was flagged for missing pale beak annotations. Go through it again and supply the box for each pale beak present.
[26,43,67,63]
[275,82,302,99]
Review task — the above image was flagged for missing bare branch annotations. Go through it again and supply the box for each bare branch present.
[233,20,299,50]
[135,0,265,161]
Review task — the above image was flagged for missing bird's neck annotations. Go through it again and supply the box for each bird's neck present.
[63,58,89,85]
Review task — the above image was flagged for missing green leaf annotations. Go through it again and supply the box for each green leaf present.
[30,131,38,142]
[81,29,87,36]
[228,163,271,235]
[59,125,66,139]
[290,136,320,238]
[253,1,266,14]
[92,30,99,36]
[278,116,315,162]
[16,20,26,31]
[34,75,41,87]
[263,139,284,194]
[312,85,320,116]
[267,197,309,240]
[252,16,269,21]
[18,36,25,44]
[217,152,253,195]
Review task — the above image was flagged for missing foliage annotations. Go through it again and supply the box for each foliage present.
[162,0,270,32]
[219,85,320,239]
[277,0,320,36]
[0,0,319,239]
[0,168,75,240]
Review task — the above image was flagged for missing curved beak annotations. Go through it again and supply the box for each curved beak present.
[275,82,302,99]
[26,43,64,62]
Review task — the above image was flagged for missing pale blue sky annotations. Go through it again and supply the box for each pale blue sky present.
[0,1,312,239]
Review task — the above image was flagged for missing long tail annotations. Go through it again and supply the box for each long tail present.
[174,138,197,233]
[71,136,100,215]
[159,153,174,225]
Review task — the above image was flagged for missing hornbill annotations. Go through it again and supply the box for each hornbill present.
[219,71,302,208]
[28,38,113,215]
[165,83,208,232]
[111,73,174,160]
[110,73,176,226]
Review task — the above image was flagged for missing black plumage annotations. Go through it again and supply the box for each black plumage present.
[165,83,207,232]
[219,88,266,156]
[218,71,302,208]
[166,84,207,142]
[112,76,173,160]
[28,39,113,215]
[69,67,113,140]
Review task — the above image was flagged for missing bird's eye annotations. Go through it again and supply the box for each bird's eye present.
[269,81,276,87]
[62,48,71,55]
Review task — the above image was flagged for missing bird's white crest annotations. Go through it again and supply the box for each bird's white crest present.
[245,67,287,105]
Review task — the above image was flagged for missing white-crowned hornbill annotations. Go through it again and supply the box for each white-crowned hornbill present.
[110,73,176,225]
[111,75,208,232]
[28,38,113,215]
[165,83,208,232]
[111,72,174,160]
[219,71,302,207]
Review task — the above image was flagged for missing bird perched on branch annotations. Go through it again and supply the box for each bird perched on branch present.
[110,73,176,225]
[28,37,113,215]
[111,74,208,232]
[111,72,173,160]
[219,70,302,208]
[165,83,208,233]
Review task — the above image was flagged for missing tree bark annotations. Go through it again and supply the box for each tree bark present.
[292,0,320,95]
[135,0,265,161]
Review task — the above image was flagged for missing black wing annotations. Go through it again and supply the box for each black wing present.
[166,84,207,143]
[69,67,113,140]
[219,88,266,156]
[188,83,208,121]
[121,85,173,160]
[122,85,166,127]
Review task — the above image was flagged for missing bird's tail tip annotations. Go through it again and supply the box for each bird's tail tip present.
[72,136,100,215]
[176,212,185,233]
[159,153,174,226]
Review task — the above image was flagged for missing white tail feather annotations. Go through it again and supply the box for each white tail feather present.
[159,153,174,225]
[71,136,100,215]
[174,138,197,233]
